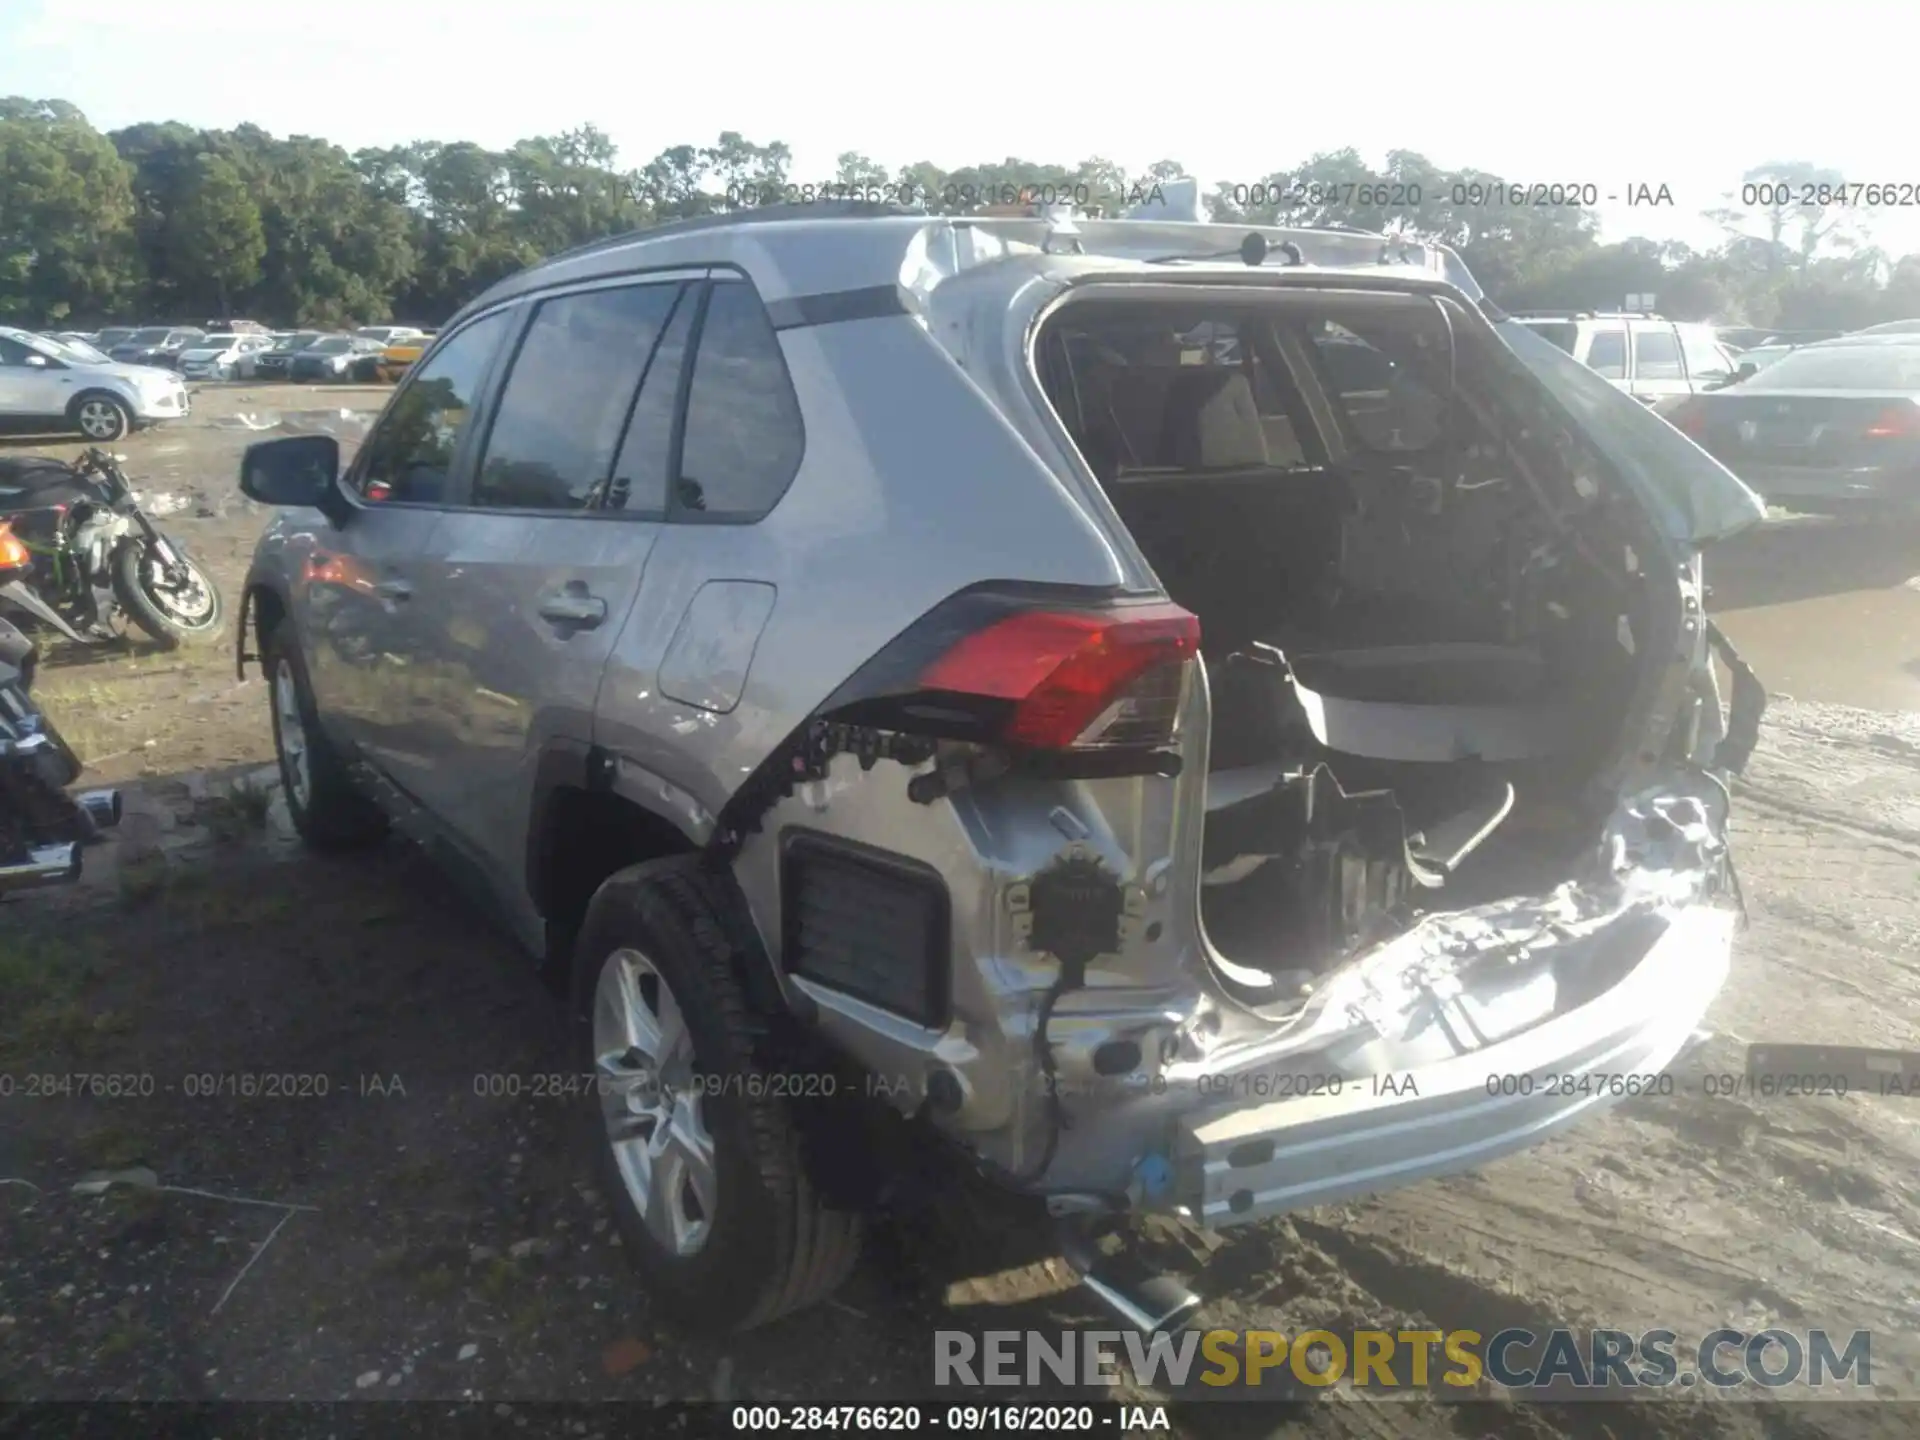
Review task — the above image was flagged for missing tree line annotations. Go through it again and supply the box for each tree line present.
[3,95,1916,332]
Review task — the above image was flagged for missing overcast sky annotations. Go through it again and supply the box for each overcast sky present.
[3,0,1909,257]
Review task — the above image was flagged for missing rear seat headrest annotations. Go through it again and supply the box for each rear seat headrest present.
[1159,369,1269,469]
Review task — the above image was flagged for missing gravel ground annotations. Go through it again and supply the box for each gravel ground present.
[2,387,1918,1438]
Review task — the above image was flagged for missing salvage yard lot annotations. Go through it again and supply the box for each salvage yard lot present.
[3,386,1920,1438]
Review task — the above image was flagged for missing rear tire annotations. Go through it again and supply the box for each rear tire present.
[571,856,863,1332]
[264,626,388,851]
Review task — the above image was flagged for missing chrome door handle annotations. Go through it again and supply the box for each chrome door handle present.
[538,590,607,628]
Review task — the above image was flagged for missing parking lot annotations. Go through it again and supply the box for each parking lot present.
[2,383,1919,1437]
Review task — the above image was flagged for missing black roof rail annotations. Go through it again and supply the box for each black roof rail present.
[542,200,927,266]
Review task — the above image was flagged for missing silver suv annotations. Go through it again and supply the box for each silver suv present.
[1511,311,1745,407]
[235,204,1767,1334]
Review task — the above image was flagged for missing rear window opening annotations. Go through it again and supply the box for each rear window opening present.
[1034,289,1661,987]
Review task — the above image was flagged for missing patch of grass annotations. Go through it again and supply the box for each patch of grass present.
[478,1257,521,1301]
[0,925,110,1064]
[76,1121,148,1170]
[195,778,275,842]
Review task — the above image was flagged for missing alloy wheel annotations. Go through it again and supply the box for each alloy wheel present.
[272,659,311,810]
[592,948,717,1257]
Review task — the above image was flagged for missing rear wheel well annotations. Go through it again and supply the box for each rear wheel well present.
[249,585,286,660]
[535,788,699,992]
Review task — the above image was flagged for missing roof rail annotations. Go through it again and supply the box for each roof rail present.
[542,200,926,266]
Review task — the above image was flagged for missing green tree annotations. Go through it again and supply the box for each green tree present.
[166,152,265,316]
[0,98,139,322]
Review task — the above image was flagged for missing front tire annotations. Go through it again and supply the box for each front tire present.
[110,538,225,648]
[263,625,387,851]
[69,393,131,442]
[572,857,862,1332]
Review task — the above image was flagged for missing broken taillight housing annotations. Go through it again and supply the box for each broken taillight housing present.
[824,587,1200,755]
[0,523,30,573]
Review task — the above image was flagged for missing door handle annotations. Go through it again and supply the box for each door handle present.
[538,589,607,628]
[373,579,412,602]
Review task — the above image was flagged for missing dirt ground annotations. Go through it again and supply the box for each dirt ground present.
[3,385,1920,1437]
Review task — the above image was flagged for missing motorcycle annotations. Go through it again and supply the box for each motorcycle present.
[0,447,224,651]
[0,615,120,893]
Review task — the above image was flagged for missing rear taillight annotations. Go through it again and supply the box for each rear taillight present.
[1865,404,1920,439]
[825,589,1201,755]
[0,524,29,572]
[918,602,1199,751]
[1668,399,1708,437]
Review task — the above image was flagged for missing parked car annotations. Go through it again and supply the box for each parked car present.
[1850,319,1920,336]
[202,318,271,336]
[50,331,99,350]
[353,325,428,347]
[0,325,191,440]
[252,331,326,381]
[179,333,278,381]
[1667,332,1920,513]
[1510,312,1744,405]
[110,326,206,369]
[92,327,139,353]
[234,203,1763,1336]
[1715,326,1775,351]
[373,333,432,383]
[288,335,383,382]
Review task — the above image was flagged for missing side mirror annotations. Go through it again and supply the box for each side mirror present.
[240,435,351,526]
[23,354,48,369]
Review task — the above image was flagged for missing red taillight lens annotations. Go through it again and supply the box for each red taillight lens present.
[1669,400,1708,437]
[1865,404,1920,438]
[918,602,1200,751]
[0,523,30,572]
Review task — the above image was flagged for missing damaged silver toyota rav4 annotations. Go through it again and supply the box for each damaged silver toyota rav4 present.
[234,199,1767,1334]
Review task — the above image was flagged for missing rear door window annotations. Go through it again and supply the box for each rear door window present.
[1310,323,1444,451]
[1584,328,1627,378]
[354,310,512,504]
[472,282,686,513]
[1632,326,1684,380]
[672,280,805,521]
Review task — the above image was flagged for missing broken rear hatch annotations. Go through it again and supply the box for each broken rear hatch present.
[1002,259,1764,1223]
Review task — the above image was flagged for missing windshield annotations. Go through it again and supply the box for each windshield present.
[309,337,351,354]
[127,328,171,345]
[49,337,109,363]
[1741,343,1920,391]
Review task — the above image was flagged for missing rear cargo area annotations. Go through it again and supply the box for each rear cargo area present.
[1034,287,1667,995]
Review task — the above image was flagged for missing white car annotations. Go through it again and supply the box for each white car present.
[179,333,276,381]
[0,327,191,440]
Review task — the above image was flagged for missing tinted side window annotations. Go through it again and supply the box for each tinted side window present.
[1679,327,1731,383]
[1633,326,1683,379]
[605,284,699,516]
[356,310,511,504]
[674,282,804,520]
[0,338,34,366]
[1585,329,1627,378]
[473,283,685,513]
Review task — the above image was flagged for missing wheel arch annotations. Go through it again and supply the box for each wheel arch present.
[237,577,288,680]
[528,741,783,1011]
[64,387,133,431]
